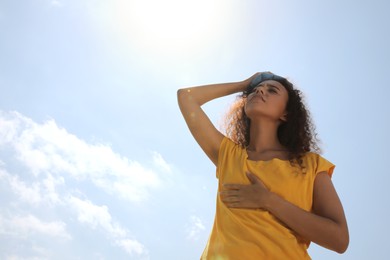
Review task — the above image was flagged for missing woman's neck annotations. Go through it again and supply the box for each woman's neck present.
[247,120,286,153]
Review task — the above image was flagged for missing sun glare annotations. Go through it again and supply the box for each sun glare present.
[116,0,232,59]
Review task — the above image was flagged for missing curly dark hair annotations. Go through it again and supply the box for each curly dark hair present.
[223,76,320,168]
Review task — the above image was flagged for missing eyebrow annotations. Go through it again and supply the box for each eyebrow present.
[258,83,281,91]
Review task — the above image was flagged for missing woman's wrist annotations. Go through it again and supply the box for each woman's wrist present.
[238,80,250,92]
[263,191,280,212]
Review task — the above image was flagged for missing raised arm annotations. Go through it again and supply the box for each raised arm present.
[177,75,256,166]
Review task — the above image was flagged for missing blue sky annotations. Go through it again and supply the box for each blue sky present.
[1,0,389,259]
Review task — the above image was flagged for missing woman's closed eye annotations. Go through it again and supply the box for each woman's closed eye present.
[250,85,279,96]
[267,87,279,94]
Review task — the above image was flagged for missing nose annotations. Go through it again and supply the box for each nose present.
[255,86,265,95]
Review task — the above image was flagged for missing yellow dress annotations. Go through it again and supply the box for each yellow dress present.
[201,137,335,260]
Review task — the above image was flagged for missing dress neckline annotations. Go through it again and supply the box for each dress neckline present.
[244,148,290,163]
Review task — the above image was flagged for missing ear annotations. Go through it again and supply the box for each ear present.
[280,112,287,122]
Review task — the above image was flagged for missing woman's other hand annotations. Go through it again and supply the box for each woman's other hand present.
[220,172,272,210]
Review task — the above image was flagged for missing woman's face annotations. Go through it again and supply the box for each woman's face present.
[244,80,289,122]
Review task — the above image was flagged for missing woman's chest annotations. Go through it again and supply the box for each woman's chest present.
[220,159,314,210]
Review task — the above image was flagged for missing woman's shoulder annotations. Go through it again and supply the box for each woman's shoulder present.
[219,136,246,156]
[302,152,335,176]
[221,136,243,149]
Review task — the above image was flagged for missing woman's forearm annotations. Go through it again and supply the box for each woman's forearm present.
[177,81,248,106]
[266,193,349,253]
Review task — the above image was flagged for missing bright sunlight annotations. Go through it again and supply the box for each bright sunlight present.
[115,0,234,59]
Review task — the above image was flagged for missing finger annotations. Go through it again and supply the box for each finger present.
[219,190,239,197]
[221,195,240,203]
[220,192,240,203]
[225,202,241,208]
[223,184,243,190]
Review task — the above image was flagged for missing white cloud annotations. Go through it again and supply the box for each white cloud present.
[68,196,148,257]
[116,239,146,257]
[186,215,205,241]
[152,151,172,174]
[68,196,126,237]
[0,169,63,206]
[0,214,71,240]
[0,110,174,258]
[0,110,163,203]
[8,174,43,205]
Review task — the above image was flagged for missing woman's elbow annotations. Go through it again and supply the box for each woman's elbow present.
[177,88,190,96]
[334,231,349,254]
[177,88,189,104]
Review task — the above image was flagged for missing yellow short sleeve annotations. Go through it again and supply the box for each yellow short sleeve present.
[315,154,335,178]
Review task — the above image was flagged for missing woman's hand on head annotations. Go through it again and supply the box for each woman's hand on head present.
[243,73,262,86]
[220,172,272,210]
[243,72,273,89]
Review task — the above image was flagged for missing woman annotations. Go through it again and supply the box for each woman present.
[177,72,349,259]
